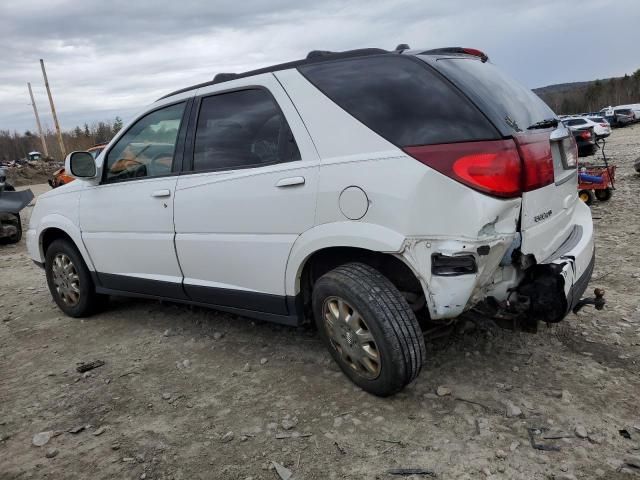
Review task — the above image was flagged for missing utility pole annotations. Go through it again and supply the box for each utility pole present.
[40,59,66,158]
[27,82,49,158]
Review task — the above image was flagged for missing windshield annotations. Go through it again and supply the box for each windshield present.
[429,57,556,132]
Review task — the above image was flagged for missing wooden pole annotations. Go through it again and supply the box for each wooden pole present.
[40,59,66,159]
[27,82,49,158]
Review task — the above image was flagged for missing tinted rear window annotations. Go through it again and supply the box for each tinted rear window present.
[565,119,587,126]
[615,109,632,114]
[298,55,498,147]
[431,57,556,133]
[588,117,604,122]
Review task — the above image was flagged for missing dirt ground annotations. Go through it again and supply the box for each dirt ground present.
[1,126,639,480]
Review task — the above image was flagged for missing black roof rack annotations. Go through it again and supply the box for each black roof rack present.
[157,48,388,101]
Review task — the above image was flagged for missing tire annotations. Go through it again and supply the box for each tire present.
[4,183,15,191]
[578,190,594,205]
[312,262,426,397]
[0,213,21,244]
[45,238,107,317]
[594,188,612,201]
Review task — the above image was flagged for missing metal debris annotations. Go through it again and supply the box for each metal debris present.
[527,427,561,451]
[76,360,104,373]
[387,467,436,476]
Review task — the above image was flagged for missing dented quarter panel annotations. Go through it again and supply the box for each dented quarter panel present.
[400,232,517,319]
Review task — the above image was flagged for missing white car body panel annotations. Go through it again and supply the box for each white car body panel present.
[80,176,183,284]
[173,73,320,297]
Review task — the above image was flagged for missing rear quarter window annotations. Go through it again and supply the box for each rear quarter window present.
[298,55,498,147]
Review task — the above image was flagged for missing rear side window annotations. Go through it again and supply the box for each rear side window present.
[298,56,498,147]
[193,89,300,172]
[432,57,556,132]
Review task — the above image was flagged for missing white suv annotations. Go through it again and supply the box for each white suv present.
[27,47,599,396]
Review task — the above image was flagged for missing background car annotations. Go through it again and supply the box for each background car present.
[563,116,610,138]
[613,108,635,127]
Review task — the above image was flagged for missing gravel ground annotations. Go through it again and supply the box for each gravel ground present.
[1,125,639,480]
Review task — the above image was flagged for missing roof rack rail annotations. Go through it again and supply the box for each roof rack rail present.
[213,73,237,84]
[157,47,389,101]
[306,50,334,59]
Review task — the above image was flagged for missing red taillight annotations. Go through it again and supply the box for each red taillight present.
[600,123,608,127]
[403,140,522,198]
[579,130,591,140]
[513,133,555,192]
[404,135,555,198]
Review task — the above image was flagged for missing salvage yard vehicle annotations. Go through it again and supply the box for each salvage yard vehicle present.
[27,46,603,396]
[563,116,610,138]
[0,167,33,244]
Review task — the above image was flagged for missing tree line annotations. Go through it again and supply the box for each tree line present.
[536,69,640,114]
[0,117,123,163]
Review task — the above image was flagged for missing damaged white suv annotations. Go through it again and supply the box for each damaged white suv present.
[27,47,602,396]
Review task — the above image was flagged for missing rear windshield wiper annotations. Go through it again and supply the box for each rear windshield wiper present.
[527,118,559,130]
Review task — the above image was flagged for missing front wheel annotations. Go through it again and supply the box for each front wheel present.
[45,239,107,317]
[312,262,426,397]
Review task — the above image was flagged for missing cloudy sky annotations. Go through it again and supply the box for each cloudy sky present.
[0,0,638,132]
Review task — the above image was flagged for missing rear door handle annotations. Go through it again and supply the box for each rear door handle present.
[151,189,171,198]
[275,176,305,188]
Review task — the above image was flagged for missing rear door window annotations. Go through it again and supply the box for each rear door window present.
[298,55,498,147]
[192,89,300,172]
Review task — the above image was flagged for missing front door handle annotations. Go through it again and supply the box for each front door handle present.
[151,189,171,198]
[275,176,305,188]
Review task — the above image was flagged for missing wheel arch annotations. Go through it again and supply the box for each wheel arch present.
[285,223,427,319]
[36,215,95,271]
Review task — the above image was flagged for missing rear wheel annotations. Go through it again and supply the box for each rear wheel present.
[594,188,612,201]
[578,189,594,205]
[45,239,107,317]
[312,262,426,397]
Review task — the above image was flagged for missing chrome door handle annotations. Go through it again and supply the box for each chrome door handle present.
[151,189,171,198]
[275,176,305,187]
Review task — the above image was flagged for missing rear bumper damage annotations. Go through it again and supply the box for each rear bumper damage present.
[400,197,603,328]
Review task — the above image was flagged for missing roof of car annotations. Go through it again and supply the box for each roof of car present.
[157,46,488,101]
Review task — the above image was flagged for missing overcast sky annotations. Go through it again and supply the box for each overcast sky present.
[1,0,638,133]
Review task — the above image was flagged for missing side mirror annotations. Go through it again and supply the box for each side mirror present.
[65,151,97,179]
